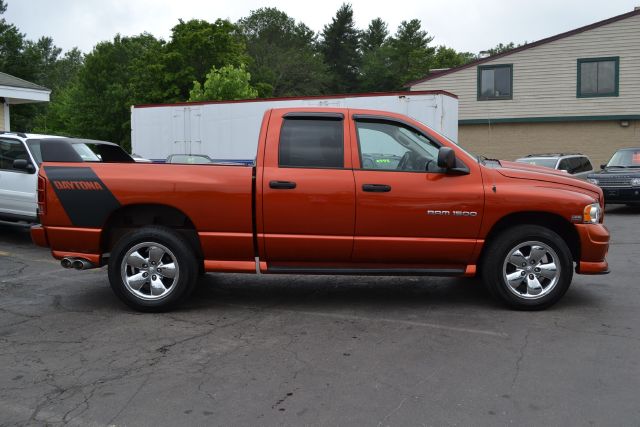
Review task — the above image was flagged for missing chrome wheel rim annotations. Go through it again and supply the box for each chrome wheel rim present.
[502,241,560,300]
[121,242,179,301]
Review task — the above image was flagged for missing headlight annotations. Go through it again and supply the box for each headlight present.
[631,178,640,187]
[587,178,599,185]
[583,203,601,224]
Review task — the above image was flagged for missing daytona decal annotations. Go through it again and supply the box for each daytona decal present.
[44,166,120,227]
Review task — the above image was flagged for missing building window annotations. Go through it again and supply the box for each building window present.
[577,57,619,98]
[477,64,513,100]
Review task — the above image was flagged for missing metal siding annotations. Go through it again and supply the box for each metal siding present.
[410,14,640,121]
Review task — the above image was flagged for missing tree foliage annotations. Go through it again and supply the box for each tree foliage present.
[0,0,481,147]
[320,3,361,93]
[189,64,258,101]
[163,19,248,101]
[238,8,328,97]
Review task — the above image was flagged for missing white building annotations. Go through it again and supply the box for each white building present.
[0,72,51,131]
[408,8,640,166]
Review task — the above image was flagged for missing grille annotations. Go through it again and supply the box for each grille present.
[598,176,632,188]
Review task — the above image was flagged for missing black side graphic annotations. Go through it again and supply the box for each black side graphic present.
[44,166,121,227]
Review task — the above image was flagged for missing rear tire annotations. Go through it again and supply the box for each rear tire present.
[481,225,573,310]
[108,226,198,312]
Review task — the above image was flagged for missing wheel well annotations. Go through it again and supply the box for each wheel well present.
[482,212,580,263]
[101,204,202,260]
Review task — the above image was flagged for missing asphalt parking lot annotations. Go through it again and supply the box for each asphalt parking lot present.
[0,206,639,426]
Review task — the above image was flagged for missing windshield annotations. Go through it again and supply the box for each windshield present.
[516,158,558,169]
[27,140,101,164]
[606,149,640,167]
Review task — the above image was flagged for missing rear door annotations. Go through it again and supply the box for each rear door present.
[0,138,38,219]
[260,111,356,264]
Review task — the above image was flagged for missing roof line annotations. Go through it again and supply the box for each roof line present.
[133,90,457,108]
[0,71,50,92]
[405,8,640,87]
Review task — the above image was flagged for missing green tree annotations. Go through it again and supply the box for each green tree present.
[163,19,248,101]
[485,41,527,56]
[43,34,166,148]
[189,64,258,101]
[432,46,475,69]
[238,7,328,97]
[320,3,361,93]
[388,19,435,88]
[359,18,395,91]
[361,18,388,52]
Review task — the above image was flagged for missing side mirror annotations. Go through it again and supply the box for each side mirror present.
[13,159,35,173]
[600,163,607,170]
[437,147,456,170]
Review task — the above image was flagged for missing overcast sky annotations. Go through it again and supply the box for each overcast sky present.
[4,0,639,54]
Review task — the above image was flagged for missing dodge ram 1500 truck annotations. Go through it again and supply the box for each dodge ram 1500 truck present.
[31,108,610,311]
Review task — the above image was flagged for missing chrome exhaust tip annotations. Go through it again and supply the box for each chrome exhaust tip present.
[74,259,94,270]
[61,257,73,269]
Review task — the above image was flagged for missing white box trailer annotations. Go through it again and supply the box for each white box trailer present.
[131,91,458,162]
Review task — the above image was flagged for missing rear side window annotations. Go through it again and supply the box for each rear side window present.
[575,157,593,173]
[0,138,29,171]
[279,118,344,168]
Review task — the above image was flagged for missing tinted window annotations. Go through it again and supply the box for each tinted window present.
[356,121,440,172]
[575,157,593,173]
[478,65,512,100]
[557,158,571,172]
[27,140,101,164]
[279,118,343,168]
[578,58,618,97]
[0,138,30,171]
[607,149,640,167]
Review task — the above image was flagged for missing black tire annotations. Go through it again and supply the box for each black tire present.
[481,225,573,310]
[108,226,198,312]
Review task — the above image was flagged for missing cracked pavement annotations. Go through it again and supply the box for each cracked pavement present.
[0,205,639,426]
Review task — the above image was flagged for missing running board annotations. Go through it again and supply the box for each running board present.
[265,267,465,276]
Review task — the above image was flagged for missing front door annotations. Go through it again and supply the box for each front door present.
[350,116,484,269]
[261,111,355,264]
[0,138,38,219]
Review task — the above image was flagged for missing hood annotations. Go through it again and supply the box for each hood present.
[588,167,640,177]
[495,160,601,197]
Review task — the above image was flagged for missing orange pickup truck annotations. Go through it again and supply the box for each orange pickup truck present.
[31,108,610,311]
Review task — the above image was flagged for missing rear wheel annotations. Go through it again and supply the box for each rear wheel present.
[481,225,573,310]
[108,226,198,312]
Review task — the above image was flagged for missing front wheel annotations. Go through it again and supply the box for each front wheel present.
[481,225,573,310]
[108,226,198,312]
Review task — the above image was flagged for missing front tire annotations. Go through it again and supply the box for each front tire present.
[481,225,573,310]
[108,226,198,312]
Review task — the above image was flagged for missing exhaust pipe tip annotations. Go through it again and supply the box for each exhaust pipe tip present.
[72,259,85,270]
[61,258,73,269]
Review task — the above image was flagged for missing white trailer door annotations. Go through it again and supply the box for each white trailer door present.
[171,108,187,154]
[187,106,202,154]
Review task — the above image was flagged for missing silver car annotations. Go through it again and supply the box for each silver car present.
[515,153,594,180]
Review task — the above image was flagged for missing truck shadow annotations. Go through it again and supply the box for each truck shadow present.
[179,273,600,312]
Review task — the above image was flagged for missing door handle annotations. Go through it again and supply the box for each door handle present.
[362,184,391,192]
[269,180,297,190]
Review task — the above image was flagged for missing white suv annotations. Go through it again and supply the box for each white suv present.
[1,133,134,224]
[515,153,595,180]
[0,132,63,223]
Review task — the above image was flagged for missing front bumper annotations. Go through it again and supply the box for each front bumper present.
[601,187,640,204]
[575,223,610,274]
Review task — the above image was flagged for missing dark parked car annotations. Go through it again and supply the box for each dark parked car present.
[587,148,640,205]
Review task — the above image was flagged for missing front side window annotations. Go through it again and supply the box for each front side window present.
[356,120,441,172]
[0,138,30,171]
[577,57,619,97]
[478,64,512,100]
[279,118,344,168]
